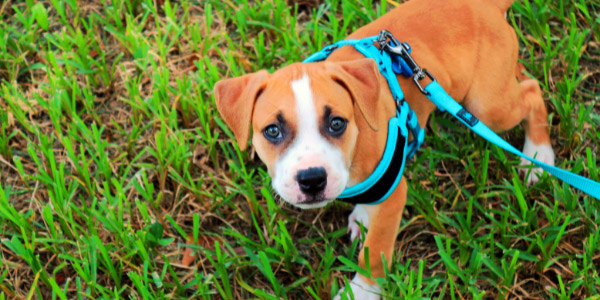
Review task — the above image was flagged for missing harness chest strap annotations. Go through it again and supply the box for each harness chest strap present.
[304,35,425,205]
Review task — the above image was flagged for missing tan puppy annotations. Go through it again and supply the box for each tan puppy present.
[214,0,554,298]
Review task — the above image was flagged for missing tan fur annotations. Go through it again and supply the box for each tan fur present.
[356,178,408,285]
[214,70,269,151]
[490,0,515,12]
[333,59,382,131]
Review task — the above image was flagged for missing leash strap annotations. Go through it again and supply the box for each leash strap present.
[375,29,600,200]
[377,30,600,199]
[424,82,600,199]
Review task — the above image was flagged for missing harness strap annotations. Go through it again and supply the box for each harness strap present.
[337,104,409,205]
[304,36,425,205]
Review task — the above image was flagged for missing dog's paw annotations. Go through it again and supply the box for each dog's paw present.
[334,274,381,300]
[348,205,370,243]
[520,137,555,186]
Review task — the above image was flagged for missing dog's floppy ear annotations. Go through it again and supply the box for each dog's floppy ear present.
[214,70,269,150]
[332,58,380,131]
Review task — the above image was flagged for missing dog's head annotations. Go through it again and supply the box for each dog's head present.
[214,59,380,208]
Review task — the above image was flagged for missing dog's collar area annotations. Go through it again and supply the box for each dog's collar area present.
[304,32,425,205]
[336,107,410,205]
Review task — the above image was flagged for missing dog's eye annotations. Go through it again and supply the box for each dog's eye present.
[328,117,347,135]
[263,124,283,142]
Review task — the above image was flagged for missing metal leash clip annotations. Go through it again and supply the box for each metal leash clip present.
[376,30,436,95]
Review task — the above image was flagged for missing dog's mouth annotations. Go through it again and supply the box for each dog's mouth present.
[290,193,334,209]
[300,195,326,205]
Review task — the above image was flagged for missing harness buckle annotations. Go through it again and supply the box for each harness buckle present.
[377,30,436,95]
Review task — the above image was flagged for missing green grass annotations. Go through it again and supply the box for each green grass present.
[0,0,599,298]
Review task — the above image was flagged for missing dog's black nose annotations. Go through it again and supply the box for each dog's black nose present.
[297,167,327,195]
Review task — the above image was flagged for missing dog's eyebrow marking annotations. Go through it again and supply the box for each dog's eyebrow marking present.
[276,113,286,125]
[323,106,332,120]
[320,106,334,138]
[273,112,295,149]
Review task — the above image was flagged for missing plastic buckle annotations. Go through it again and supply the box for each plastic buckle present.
[457,108,480,127]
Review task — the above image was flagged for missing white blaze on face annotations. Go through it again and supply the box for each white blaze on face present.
[272,74,349,209]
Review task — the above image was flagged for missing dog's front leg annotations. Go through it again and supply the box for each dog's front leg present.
[335,177,408,300]
[348,204,375,244]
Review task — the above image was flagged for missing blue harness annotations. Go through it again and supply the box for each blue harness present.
[304,30,600,203]
[304,31,424,204]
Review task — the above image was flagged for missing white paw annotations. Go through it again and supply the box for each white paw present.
[348,205,370,242]
[334,274,381,300]
[520,136,555,186]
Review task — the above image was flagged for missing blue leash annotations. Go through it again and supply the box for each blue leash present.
[425,82,600,199]
[377,30,600,200]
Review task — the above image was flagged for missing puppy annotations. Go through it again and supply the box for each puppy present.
[213,0,554,298]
